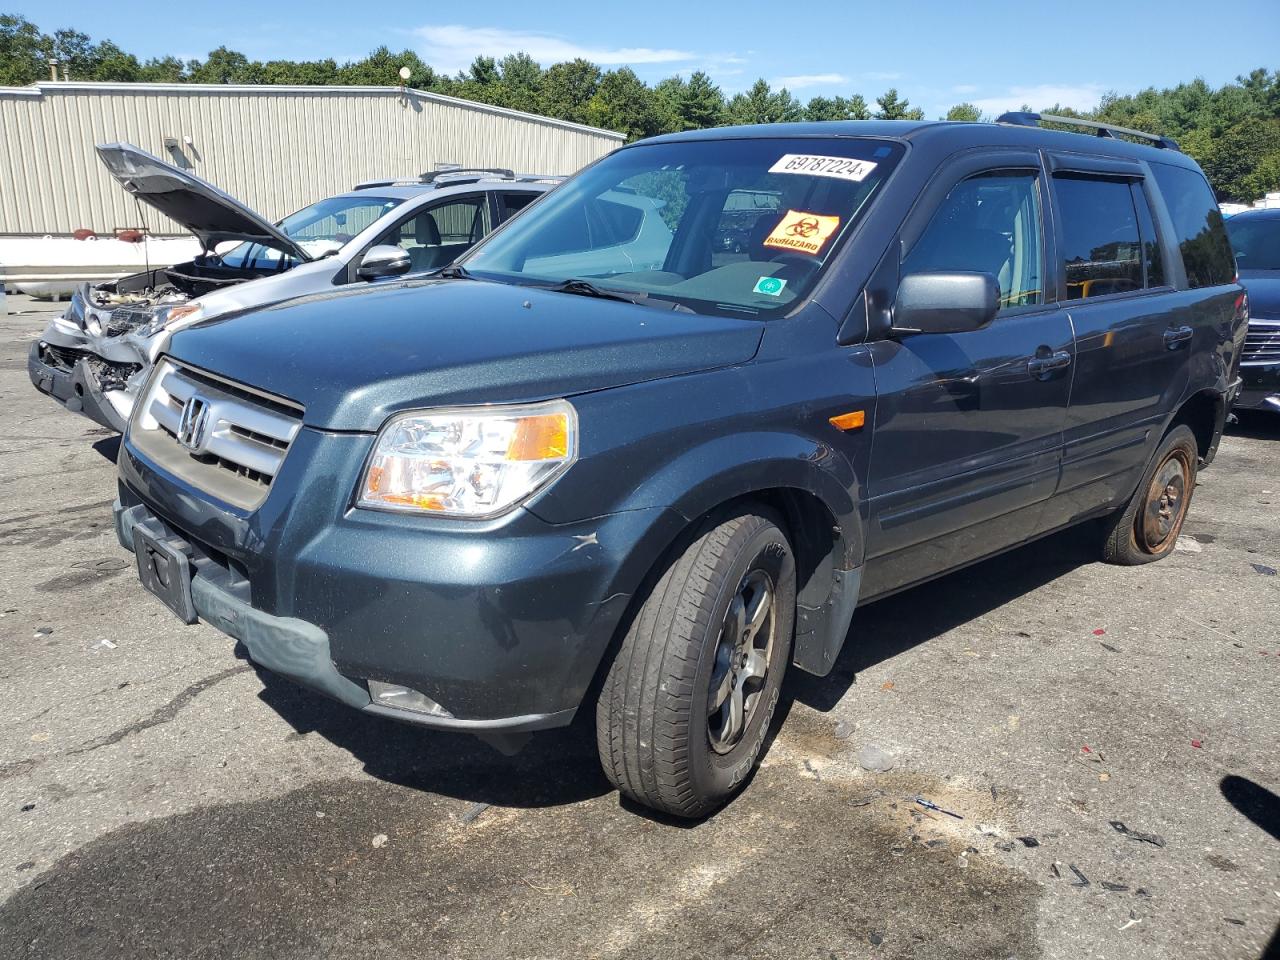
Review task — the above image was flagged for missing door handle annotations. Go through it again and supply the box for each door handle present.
[1164,325,1194,349]
[1027,349,1071,379]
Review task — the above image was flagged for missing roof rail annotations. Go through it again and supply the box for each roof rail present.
[996,111,1181,151]
[353,167,521,190]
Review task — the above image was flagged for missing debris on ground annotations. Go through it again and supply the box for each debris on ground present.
[94,638,117,650]
[868,931,884,946]
[1110,820,1166,848]
[1223,917,1246,925]
[371,833,389,848]
[859,744,897,773]
[1068,864,1091,887]
[880,680,895,691]
[1119,911,1143,931]
[33,627,52,638]
[914,796,963,819]
[1017,836,1040,847]
[460,802,489,825]
[833,720,855,740]
[1100,641,1120,653]
[1250,563,1277,576]
[1191,739,1203,749]
[1102,881,1130,892]
[1050,863,1062,879]
[849,791,883,808]
[20,803,35,813]
[1175,536,1203,553]
[1092,628,1106,636]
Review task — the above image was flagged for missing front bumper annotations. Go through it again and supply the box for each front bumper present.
[28,340,129,432]
[1235,361,1280,413]
[115,429,683,732]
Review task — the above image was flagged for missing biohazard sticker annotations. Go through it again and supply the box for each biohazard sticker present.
[753,276,787,296]
[768,154,878,182]
[762,210,841,256]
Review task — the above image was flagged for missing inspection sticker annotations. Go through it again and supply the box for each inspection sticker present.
[769,153,878,182]
[753,276,787,296]
[762,210,841,256]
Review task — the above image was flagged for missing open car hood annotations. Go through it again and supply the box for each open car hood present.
[95,143,313,263]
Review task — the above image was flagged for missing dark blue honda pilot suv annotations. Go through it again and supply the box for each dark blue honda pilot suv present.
[112,115,1247,817]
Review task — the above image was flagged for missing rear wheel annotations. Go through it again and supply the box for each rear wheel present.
[596,507,795,818]
[1101,424,1198,565]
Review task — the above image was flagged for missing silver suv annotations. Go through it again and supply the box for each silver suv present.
[28,143,559,431]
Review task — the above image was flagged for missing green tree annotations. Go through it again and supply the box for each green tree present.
[186,47,258,84]
[541,59,602,125]
[1200,119,1280,201]
[944,102,982,122]
[497,52,543,113]
[586,67,663,140]
[804,94,869,122]
[0,14,48,85]
[874,88,924,120]
[725,79,802,125]
[138,56,186,82]
[654,71,724,131]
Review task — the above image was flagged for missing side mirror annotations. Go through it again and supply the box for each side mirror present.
[357,244,412,280]
[892,271,1000,336]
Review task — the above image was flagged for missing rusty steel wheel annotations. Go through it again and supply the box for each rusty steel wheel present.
[1138,445,1194,553]
[1102,424,1199,566]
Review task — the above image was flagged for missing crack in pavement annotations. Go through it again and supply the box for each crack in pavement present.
[64,666,253,757]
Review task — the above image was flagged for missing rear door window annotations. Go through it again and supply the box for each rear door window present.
[498,191,540,221]
[1054,176,1145,300]
[1150,163,1236,288]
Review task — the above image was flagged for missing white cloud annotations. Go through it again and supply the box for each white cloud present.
[970,83,1105,116]
[414,25,696,74]
[774,73,850,90]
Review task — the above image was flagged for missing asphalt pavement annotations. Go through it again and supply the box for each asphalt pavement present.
[1,295,1277,960]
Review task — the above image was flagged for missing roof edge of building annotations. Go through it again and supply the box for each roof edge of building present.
[0,80,627,141]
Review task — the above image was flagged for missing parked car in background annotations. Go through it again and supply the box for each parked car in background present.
[28,143,558,431]
[1225,207,1280,413]
[112,115,1244,817]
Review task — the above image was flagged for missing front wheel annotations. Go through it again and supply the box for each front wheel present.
[596,507,795,818]
[1101,424,1199,565]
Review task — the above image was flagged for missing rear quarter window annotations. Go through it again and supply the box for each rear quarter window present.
[1150,163,1236,288]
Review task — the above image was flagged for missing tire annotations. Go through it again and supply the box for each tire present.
[1101,424,1199,565]
[596,507,796,818]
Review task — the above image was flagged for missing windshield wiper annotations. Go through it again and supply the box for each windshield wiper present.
[542,278,695,313]
[435,264,474,280]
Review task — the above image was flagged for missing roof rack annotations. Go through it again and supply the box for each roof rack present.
[354,169,565,190]
[996,111,1181,151]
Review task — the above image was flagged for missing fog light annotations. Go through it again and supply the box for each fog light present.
[367,680,453,718]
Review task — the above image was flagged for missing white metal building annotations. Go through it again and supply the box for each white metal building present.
[0,82,624,236]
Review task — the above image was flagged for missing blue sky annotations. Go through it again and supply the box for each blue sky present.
[17,0,1280,117]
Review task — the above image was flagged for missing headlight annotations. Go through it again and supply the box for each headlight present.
[358,400,577,517]
[152,302,202,331]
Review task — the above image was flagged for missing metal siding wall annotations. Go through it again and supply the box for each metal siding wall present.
[0,85,623,235]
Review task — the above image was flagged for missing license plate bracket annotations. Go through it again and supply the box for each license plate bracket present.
[133,527,197,624]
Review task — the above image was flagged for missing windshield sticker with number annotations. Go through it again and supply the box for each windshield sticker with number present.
[768,154,879,182]
[762,210,842,256]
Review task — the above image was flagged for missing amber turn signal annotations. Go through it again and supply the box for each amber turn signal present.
[829,410,866,431]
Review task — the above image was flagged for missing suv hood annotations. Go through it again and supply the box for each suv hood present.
[1240,270,1280,319]
[96,143,313,263]
[167,279,765,431]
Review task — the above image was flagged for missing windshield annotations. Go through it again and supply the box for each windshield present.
[1226,215,1280,271]
[460,137,903,317]
[219,194,403,270]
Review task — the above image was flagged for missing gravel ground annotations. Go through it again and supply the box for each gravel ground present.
[1,295,1277,960]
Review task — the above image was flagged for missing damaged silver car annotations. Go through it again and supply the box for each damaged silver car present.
[28,143,558,431]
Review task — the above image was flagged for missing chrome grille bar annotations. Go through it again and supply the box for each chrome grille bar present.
[130,359,303,510]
